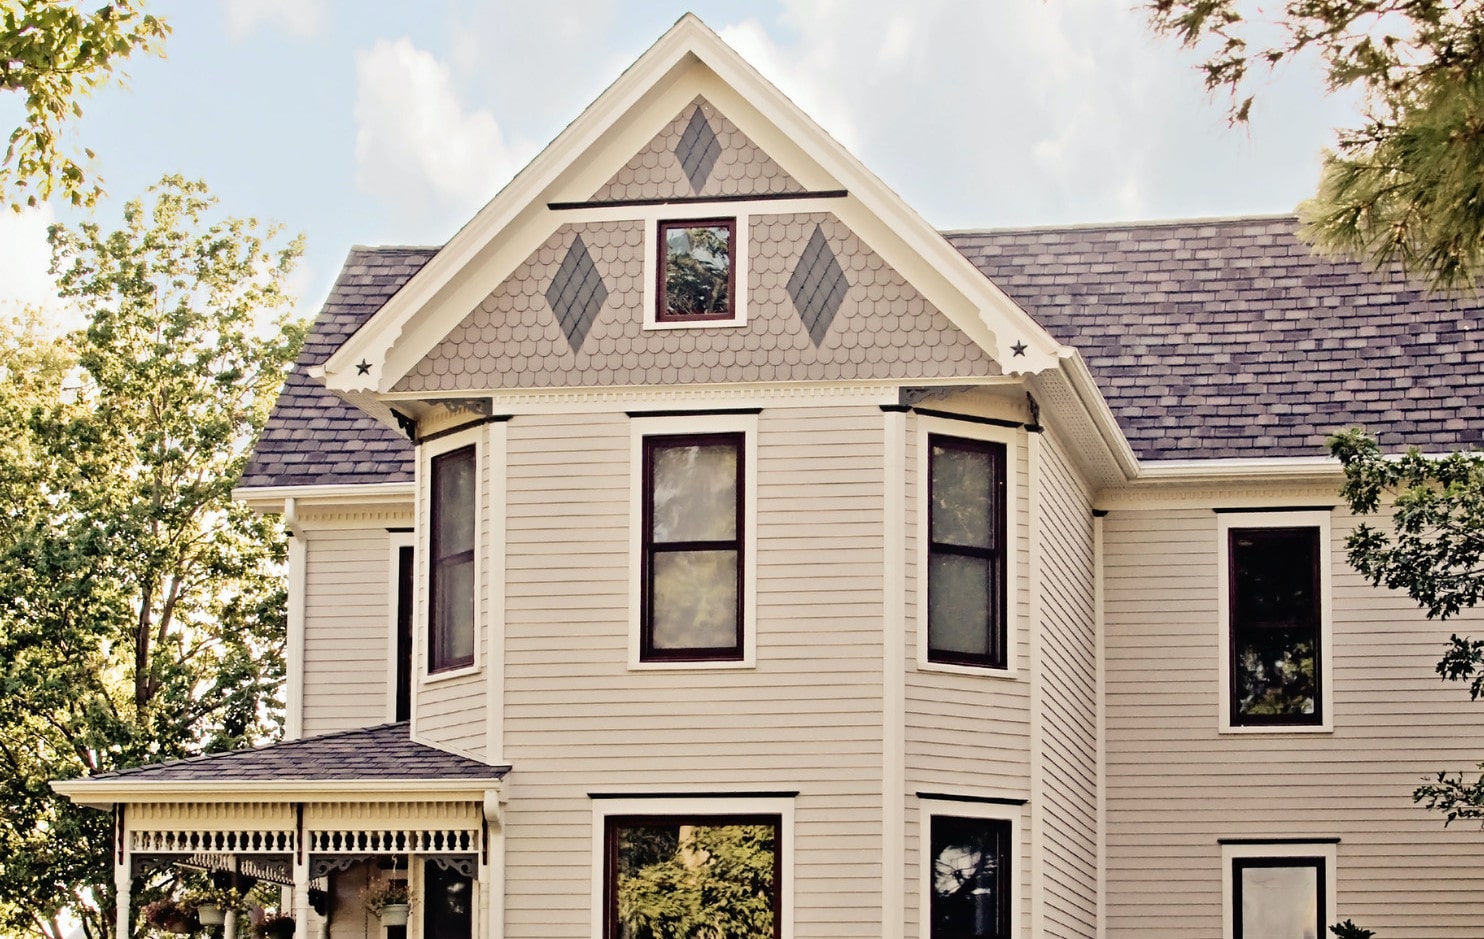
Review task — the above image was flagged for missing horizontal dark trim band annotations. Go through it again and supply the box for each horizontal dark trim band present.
[912,407,1024,430]
[385,527,413,533]
[916,791,1028,807]
[1212,505,1334,514]
[549,189,848,211]
[588,791,799,800]
[627,408,763,418]
[1217,837,1341,845]
[416,414,512,445]
[1091,509,1110,518]
[879,404,912,413]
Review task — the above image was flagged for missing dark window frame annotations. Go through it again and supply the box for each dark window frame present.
[429,445,477,674]
[1227,525,1323,727]
[1231,856,1326,939]
[927,434,1008,669]
[656,218,737,323]
[603,813,783,939]
[395,543,414,720]
[928,813,1013,939]
[640,432,745,662]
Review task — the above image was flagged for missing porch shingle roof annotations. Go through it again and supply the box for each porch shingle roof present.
[84,722,506,783]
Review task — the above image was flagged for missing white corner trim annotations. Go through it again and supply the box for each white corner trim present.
[916,798,1025,939]
[485,422,509,763]
[285,530,307,741]
[1216,511,1334,734]
[1092,513,1108,938]
[590,794,795,939]
[913,416,1021,678]
[626,412,759,670]
[1220,841,1337,939]
[1025,432,1045,939]
[882,408,907,939]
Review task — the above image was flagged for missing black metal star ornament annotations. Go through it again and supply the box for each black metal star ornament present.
[356,359,372,375]
[1010,341,1028,357]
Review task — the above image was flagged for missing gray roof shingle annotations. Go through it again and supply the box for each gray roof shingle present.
[83,722,506,783]
[241,217,1483,485]
[948,216,1483,461]
[240,247,435,489]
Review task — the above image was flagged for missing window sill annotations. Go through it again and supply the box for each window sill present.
[423,662,481,685]
[916,659,1021,681]
[1218,723,1333,735]
[628,657,756,672]
[643,317,746,331]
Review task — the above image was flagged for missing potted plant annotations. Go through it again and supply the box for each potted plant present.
[252,913,295,939]
[142,898,196,935]
[361,878,413,927]
[185,886,246,927]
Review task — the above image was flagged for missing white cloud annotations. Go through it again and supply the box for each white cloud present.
[352,38,534,238]
[0,204,64,324]
[221,0,325,40]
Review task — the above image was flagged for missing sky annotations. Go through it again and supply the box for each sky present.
[0,0,1362,324]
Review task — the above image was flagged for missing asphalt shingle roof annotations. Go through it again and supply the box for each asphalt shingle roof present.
[240,217,1484,486]
[240,247,435,489]
[949,216,1483,461]
[84,722,507,783]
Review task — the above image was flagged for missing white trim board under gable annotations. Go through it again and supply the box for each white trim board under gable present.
[320,14,1069,403]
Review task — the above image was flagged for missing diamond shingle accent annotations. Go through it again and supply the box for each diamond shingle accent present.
[787,225,849,345]
[674,106,722,193]
[545,236,608,352]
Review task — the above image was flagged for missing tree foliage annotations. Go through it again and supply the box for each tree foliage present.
[1149,0,1484,290]
[1330,428,1484,826]
[0,175,303,939]
[0,0,169,209]
[616,823,776,939]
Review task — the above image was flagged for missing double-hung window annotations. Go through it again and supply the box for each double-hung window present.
[641,432,744,661]
[429,445,477,673]
[1222,842,1335,939]
[927,434,1008,669]
[1220,511,1331,730]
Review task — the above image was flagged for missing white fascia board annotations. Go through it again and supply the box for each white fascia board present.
[1133,457,1342,483]
[233,482,415,514]
[51,777,503,810]
[321,20,705,395]
[1056,348,1141,480]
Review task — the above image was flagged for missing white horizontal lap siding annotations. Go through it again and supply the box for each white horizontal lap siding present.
[301,529,393,736]
[1103,507,1484,938]
[1037,433,1098,939]
[501,408,887,939]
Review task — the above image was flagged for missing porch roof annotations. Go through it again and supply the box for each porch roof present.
[77,722,507,784]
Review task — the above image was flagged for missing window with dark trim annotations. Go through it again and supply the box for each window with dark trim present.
[929,814,1011,939]
[1232,856,1324,939]
[605,814,781,939]
[657,219,736,322]
[927,435,1007,669]
[395,544,414,720]
[429,445,476,673]
[1229,527,1322,726]
[641,433,743,661]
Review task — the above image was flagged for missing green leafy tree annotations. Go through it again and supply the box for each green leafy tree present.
[1,0,169,209]
[1330,428,1484,825]
[0,175,303,939]
[1149,0,1484,290]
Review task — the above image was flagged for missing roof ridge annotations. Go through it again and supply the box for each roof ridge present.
[92,722,411,779]
[940,212,1298,237]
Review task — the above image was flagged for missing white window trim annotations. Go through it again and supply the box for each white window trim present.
[918,797,1023,939]
[419,424,487,684]
[386,530,415,722]
[628,412,759,670]
[591,795,794,939]
[1221,841,1337,939]
[1217,510,1333,733]
[643,207,750,330]
[915,417,1020,678]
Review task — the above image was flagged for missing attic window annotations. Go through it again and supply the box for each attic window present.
[657,219,735,323]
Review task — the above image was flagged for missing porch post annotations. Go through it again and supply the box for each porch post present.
[114,806,131,939]
[293,803,310,939]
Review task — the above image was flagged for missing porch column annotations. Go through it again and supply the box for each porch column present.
[114,806,130,939]
[293,805,310,939]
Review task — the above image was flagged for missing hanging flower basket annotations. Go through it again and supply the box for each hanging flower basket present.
[196,903,225,926]
[361,876,414,926]
[377,903,410,927]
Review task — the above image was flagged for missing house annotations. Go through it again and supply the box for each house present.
[53,14,1484,939]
